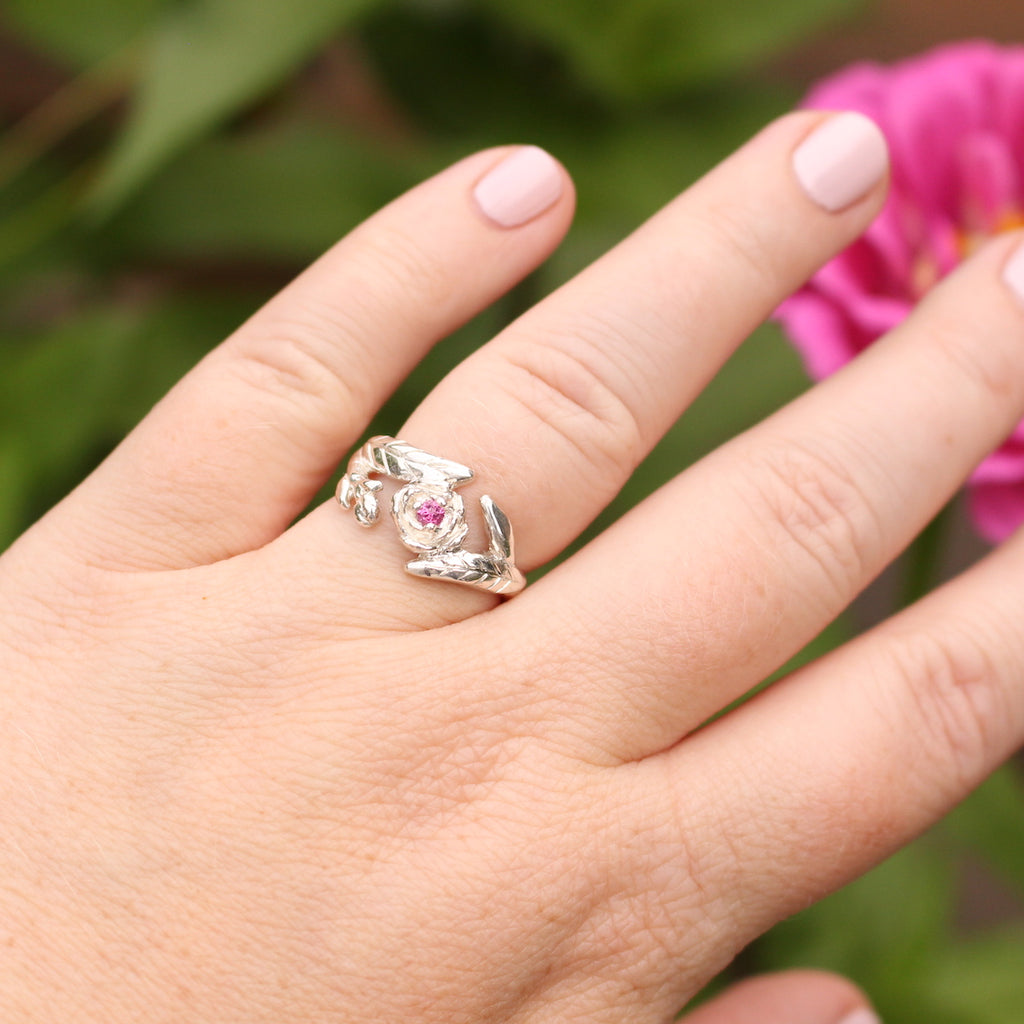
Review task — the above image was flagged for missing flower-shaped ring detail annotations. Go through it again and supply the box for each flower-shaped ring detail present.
[336,436,525,596]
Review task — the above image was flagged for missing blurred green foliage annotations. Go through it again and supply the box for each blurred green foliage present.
[0,0,1021,1018]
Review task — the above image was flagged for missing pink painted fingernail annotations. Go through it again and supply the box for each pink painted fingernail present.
[1001,239,1024,307]
[473,146,564,228]
[793,112,889,212]
[837,1009,882,1024]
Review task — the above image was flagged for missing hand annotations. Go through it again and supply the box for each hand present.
[2,111,1022,1023]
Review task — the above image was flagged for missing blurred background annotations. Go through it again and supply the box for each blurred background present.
[1,0,1023,1019]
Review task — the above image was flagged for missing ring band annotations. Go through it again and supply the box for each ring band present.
[337,436,526,596]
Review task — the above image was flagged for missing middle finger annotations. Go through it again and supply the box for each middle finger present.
[282,111,890,624]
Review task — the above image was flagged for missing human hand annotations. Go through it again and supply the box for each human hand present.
[2,111,1023,1023]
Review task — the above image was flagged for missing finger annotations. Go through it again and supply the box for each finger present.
[54,146,573,570]
[681,972,876,1024]
[282,111,890,624]
[643,522,1024,958]
[515,229,1024,761]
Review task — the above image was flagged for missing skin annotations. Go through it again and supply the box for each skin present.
[1,109,1022,1022]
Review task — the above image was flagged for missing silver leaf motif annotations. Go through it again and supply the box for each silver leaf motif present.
[337,437,525,596]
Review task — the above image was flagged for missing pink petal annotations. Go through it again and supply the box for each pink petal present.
[957,131,1020,233]
[861,200,916,289]
[802,61,892,120]
[774,293,866,379]
[968,481,1024,543]
[778,41,1024,544]
[883,75,985,216]
[992,50,1024,180]
[969,443,1024,485]
[924,217,964,278]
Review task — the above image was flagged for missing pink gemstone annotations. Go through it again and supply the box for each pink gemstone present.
[415,498,447,527]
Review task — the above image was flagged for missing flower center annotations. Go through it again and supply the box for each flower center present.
[913,207,1024,298]
[414,498,447,527]
[959,207,1024,258]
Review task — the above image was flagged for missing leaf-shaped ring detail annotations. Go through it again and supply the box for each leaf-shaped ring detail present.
[336,436,526,596]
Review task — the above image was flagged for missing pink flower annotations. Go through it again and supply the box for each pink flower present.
[775,40,1024,542]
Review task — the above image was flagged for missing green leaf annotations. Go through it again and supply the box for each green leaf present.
[923,929,1024,1024]
[613,321,811,515]
[0,148,93,274]
[0,296,251,545]
[943,766,1024,899]
[472,0,863,99]
[756,843,956,1006]
[4,0,168,66]
[88,0,384,215]
[0,441,28,549]
[108,77,789,266]
[106,122,428,262]
[362,3,794,144]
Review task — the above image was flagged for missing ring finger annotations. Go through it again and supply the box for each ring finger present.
[283,111,890,624]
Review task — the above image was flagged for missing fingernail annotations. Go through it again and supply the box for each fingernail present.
[837,1009,882,1024]
[473,146,564,228]
[1001,239,1024,307]
[792,112,889,212]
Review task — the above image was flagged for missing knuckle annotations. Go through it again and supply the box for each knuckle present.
[744,437,879,602]
[925,313,1018,409]
[580,775,738,986]
[696,197,778,300]
[227,298,364,415]
[223,223,455,416]
[494,320,649,479]
[350,222,454,317]
[884,623,1009,790]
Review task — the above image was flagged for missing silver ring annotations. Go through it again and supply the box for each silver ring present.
[337,436,525,596]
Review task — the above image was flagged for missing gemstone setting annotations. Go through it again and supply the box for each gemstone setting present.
[391,485,467,553]
[415,498,447,527]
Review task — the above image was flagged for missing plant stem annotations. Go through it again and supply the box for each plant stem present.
[0,165,93,272]
[0,45,137,192]
[899,501,954,609]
